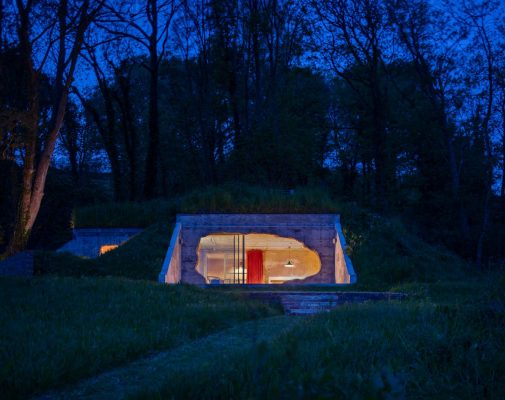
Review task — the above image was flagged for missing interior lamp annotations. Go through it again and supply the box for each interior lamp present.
[284,246,295,268]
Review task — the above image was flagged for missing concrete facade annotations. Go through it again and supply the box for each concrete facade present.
[159,214,356,285]
[57,228,142,258]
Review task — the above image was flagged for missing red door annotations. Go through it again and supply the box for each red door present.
[247,250,264,284]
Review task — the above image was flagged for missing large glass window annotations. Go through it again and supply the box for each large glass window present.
[196,234,321,284]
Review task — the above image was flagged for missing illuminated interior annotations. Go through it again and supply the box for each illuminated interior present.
[196,234,321,284]
[99,244,119,255]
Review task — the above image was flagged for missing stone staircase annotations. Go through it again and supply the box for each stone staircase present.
[280,293,342,315]
[245,291,407,315]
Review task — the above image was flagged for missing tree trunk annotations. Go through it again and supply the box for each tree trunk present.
[475,41,495,269]
[144,1,160,199]
[75,89,123,201]
[144,63,160,198]
[442,119,472,252]
[229,65,242,151]
[500,132,505,199]
[115,73,138,200]
[8,77,72,255]
[369,39,388,211]
[251,0,262,119]
[69,140,79,184]
[501,102,505,198]
[371,87,387,210]
[423,85,472,252]
[0,0,4,50]
[7,116,38,255]
[475,188,491,269]
[6,4,39,255]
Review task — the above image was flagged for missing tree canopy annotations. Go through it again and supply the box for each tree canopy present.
[0,0,504,265]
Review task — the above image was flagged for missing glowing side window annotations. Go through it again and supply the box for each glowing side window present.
[100,245,119,255]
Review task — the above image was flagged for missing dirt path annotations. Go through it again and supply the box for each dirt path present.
[35,316,300,400]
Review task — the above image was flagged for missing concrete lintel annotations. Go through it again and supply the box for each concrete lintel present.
[176,213,338,228]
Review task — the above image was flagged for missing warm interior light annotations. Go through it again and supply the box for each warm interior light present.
[196,234,321,284]
[100,245,118,255]
[284,246,295,268]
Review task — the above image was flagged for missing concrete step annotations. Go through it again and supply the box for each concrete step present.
[244,291,407,315]
[281,298,339,315]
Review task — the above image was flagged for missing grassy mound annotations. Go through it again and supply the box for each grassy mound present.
[341,205,469,290]
[35,223,172,281]
[42,185,470,288]
[74,184,340,228]
[179,184,339,214]
[0,277,279,399]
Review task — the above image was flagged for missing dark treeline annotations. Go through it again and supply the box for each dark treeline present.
[1,0,504,265]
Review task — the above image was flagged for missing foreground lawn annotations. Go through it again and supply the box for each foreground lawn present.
[0,277,279,399]
[140,276,505,399]
[38,316,301,399]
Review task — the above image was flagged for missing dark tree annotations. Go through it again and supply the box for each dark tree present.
[1,0,105,255]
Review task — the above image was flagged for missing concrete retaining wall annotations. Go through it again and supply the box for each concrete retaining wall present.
[335,221,357,284]
[158,223,182,283]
